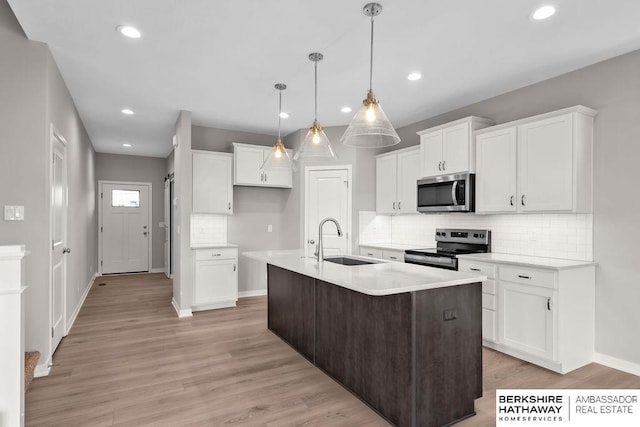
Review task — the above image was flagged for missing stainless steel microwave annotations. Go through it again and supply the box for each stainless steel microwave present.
[417,173,475,213]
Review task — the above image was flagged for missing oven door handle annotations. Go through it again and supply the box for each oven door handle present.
[451,181,459,206]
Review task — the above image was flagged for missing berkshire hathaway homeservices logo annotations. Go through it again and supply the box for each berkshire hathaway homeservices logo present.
[496,389,640,426]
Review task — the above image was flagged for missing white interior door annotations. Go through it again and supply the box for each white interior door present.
[305,167,350,258]
[101,182,150,274]
[51,130,67,355]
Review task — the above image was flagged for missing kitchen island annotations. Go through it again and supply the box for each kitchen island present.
[244,250,487,427]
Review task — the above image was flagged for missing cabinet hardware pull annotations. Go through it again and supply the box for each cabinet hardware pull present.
[521,195,526,206]
[390,256,397,260]
[442,161,446,170]
[510,195,514,206]
[470,268,481,272]
[260,172,263,182]
[398,201,401,210]
[438,161,442,171]
[367,253,373,256]
[547,298,551,311]
[228,202,231,210]
[518,275,531,279]
[309,239,315,244]
[233,264,236,272]
[264,172,268,182]
[393,202,396,210]
[213,253,221,257]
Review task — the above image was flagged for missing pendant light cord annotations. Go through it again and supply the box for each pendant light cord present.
[369,14,374,92]
[314,60,318,121]
[277,89,282,139]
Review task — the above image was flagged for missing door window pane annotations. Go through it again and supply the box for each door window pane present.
[112,190,140,207]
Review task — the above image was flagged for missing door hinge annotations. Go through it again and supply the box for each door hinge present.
[101,192,103,199]
[100,226,103,232]
[101,260,103,266]
[51,328,54,338]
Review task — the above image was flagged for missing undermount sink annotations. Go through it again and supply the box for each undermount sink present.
[324,256,381,266]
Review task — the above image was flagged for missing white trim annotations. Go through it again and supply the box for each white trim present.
[98,180,153,275]
[238,289,267,298]
[171,298,193,318]
[303,165,353,255]
[192,300,237,311]
[65,273,96,334]
[594,352,640,377]
[34,362,51,378]
[150,268,165,273]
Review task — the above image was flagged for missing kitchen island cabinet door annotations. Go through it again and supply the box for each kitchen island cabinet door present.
[266,265,315,361]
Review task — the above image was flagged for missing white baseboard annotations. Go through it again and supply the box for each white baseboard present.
[238,289,267,298]
[594,352,640,377]
[150,268,165,273]
[66,273,96,334]
[34,358,51,378]
[171,298,192,318]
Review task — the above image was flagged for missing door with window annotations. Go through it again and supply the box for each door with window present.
[101,182,151,274]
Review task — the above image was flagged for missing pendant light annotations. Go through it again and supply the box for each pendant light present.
[294,52,337,161]
[340,2,400,148]
[261,83,295,172]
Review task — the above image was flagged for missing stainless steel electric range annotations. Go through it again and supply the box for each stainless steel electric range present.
[404,228,491,271]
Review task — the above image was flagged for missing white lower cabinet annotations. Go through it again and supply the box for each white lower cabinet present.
[459,258,594,374]
[193,248,238,311]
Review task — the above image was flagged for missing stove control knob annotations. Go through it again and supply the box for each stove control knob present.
[474,233,478,238]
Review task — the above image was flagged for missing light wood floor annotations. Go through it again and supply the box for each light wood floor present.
[26,273,640,426]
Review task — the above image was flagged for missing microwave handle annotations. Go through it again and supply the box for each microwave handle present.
[451,181,459,205]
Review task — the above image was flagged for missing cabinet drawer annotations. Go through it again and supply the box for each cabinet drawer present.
[194,248,237,261]
[360,247,383,259]
[382,249,404,262]
[482,293,496,310]
[482,279,496,295]
[458,260,496,279]
[500,265,556,289]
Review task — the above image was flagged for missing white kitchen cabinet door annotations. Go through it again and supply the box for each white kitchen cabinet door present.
[419,130,443,177]
[194,258,238,309]
[234,145,264,186]
[475,127,518,213]
[193,151,233,214]
[442,122,470,174]
[376,154,398,214]
[498,281,554,361]
[518,114,573,212]
[261,148,293,188]
[396,149,420,214]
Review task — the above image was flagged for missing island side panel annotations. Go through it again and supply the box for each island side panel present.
[315,280,413,427]
[414,282,482,427]
[267,265,315,361]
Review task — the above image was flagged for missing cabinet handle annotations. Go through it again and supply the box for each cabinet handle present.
[470,268,481,272]
[260,172,263,182]
[547,298,551,311]
[393,202,396,210]
[264,172,268,182]
[367,253,374,256]
[398,201,402,210]
[438,161,442,171]
[228,202,231,210]
[510,195,514,206]
[233,263,236,272]
[517,274,531,279]
[442,160,446,170]
[521,195,526,206]
[213,253,221,257]
[389,256,397,260]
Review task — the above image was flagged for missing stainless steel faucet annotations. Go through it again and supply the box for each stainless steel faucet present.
[316,217,343,262]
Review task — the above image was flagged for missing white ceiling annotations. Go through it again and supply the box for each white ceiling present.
[8,0,640,158]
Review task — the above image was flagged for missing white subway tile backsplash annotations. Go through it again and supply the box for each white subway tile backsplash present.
[359,212,594,262]
[191,214,227,245]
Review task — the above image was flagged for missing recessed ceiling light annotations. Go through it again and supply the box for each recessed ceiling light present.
[122,143,132,148]
[116,25,141,39]
[407,72,422,81]
[341,107,352,113]
[121,108,134,115]
[532,5,556,20]
[279,112,289,119]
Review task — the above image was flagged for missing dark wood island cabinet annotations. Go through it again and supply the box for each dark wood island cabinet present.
[267,264,482,427]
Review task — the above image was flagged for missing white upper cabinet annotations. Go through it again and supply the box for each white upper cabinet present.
[475,106,597,214]
[376,147,420,215]
[417,116,493,178]
[192,150,233,214]
[232,142,292,188]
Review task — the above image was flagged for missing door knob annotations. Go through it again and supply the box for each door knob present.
[308,239,315,244]
[62,247,71,254]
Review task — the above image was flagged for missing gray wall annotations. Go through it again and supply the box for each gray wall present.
[389,49,640,366]
[95,153,166,270]
[0,0,97,372]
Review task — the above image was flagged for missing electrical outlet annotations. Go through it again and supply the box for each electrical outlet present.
[4,205,25,221]
[443,308,458,321]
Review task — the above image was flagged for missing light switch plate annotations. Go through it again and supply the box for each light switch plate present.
[4,205,24,221]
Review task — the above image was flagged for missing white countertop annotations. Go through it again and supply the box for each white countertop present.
[457,253,596,270]
[191,243,238,249]
[243,249,486,296]
[359,242,435,251]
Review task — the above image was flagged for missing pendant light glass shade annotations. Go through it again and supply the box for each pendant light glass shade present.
[261,83,296,172]
[341,3,400,148]
[294,52,338,161]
